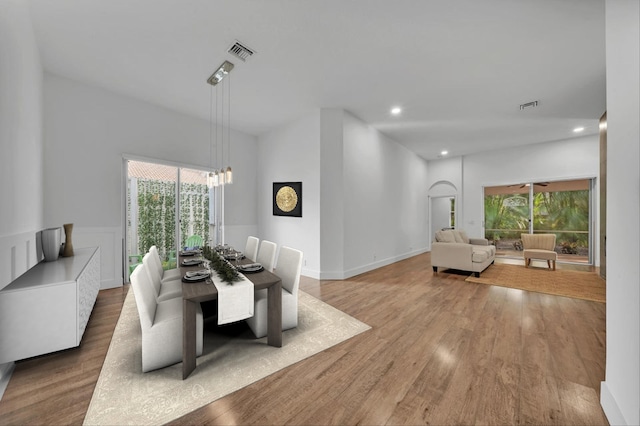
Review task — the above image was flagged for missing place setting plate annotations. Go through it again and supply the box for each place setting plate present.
[182,269,210,282]
[181,258,203,266]
[237,263,264,274]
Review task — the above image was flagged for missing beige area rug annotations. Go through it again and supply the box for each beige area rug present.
[465,263,606,303]
[83,290,370,425]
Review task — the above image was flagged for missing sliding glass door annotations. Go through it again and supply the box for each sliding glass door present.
[532,180,591,263]
[484,179,593,264]
[179,167,211,250]
[127,161,178,275]
[484,184,531,252]
[126,160,214,278]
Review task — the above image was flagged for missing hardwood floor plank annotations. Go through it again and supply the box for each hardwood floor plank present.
[556,378,609,425]
[519,332,563,425]
[542,298,595,390]
[1,254,609,426]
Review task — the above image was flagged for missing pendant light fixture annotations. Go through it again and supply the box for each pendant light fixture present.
[207,60,234,187]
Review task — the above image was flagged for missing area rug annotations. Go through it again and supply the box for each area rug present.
[465,263,605,303]
[83,290,370,425]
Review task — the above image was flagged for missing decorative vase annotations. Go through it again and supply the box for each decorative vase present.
[41,227,61,262]
[62,223,74,257]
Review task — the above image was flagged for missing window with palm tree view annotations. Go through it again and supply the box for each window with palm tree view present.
[484,179,592,264]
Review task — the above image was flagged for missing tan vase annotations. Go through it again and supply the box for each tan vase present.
[62,223,74,257]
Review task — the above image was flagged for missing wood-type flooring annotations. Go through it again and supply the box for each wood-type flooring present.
[0,253,608,425]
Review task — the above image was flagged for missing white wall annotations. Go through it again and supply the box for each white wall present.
[600,1,640,425]
[44,74,258,288]
[0,0,44,291]
[257,110,321,277]
[427,156,463,194]
[257,109,430,279]
[342,111,430,277]
[0,0,44,399]
[319,109,345,277]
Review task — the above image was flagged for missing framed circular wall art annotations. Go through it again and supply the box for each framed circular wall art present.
[273,182,302,217]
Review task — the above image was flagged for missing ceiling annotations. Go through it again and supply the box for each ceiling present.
[27,0,606,160]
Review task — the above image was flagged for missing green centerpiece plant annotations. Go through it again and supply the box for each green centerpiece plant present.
[203,246,242,284]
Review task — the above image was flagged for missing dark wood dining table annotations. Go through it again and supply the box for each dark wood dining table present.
[180,253,282,379]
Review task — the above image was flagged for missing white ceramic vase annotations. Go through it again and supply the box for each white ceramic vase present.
[41,227,61,262]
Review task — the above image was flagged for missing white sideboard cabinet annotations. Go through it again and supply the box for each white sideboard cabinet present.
[0,247,101,363]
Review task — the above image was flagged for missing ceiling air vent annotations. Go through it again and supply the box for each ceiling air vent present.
[519,100,539,110]
[227,40,255,62]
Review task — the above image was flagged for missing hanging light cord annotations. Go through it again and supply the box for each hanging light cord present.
[215,81,219,171]
[227,73,231,168]
[209,85,213,170]
[221,78,225,176]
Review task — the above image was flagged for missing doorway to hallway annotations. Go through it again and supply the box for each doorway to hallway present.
[429,195,456,242]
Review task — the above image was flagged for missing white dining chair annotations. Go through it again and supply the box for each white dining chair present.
[246,246,303,338]
[142,252,182,302]
[244,236,260,262]
[256,240,277,272]
[130,264,203,372]
[149,245,182,282]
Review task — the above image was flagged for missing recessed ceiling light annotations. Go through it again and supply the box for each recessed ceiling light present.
[440,150,448,156]
[390,107,402,115]
[573,126,585,133]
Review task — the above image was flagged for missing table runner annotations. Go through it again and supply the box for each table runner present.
[212,273,254,325]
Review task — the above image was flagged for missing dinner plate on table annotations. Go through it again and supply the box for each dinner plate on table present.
[237,263,264,273]
[181,259,203,266]
[182,274,209,283]
[180,250,201,256]
[182,270,210,282]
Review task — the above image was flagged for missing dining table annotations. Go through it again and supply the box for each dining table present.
[180,251,282,380]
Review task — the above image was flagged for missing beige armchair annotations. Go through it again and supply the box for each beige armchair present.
[431,229,495,277]
[521,233,557,270]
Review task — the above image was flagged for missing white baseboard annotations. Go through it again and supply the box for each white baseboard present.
[319,248,428,280]
[0,362,15,401]
[301,268,321,280]
[600,381,627,425]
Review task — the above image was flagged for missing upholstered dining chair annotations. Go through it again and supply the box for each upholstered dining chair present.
[256,240,277,272]
[149,245,181,282]
[244,236,260,262]
[142,252,182,302]
[246,246,303,339]
[130,265,203,372]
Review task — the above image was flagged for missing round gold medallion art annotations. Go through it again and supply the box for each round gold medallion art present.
[275,186,298,212]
